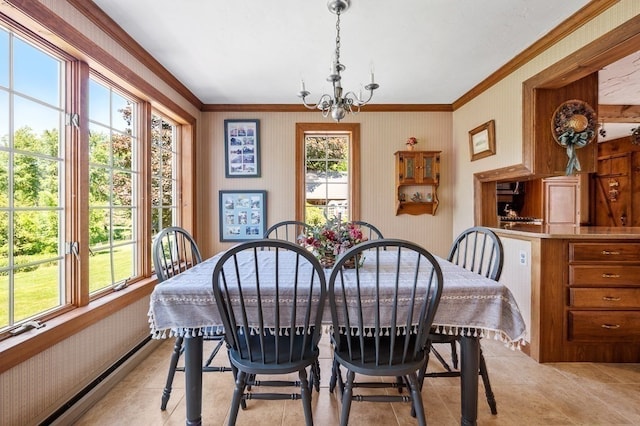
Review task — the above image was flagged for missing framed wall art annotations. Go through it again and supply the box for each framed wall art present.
[224,119,260,177]
[219,190,267,242]
[468,119,496,161]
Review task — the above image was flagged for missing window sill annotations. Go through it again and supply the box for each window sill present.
[0,277,157,375]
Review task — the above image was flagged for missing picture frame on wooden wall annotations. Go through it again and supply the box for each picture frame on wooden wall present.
[224,119,260,177]
[219,190,267,242]
[469,120,496,161]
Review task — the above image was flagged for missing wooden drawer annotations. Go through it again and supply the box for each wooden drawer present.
[569,265,640,286]
[569,242,640,262]
[569,288,640,308]
[568,311,640,342]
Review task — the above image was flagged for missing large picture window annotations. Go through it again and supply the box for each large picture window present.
[0,27,65,328]
[88,77,139,294]
[0,19,193,338]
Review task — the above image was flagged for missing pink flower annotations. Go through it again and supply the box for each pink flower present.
[406,137,418,146]
[301,218,369,259]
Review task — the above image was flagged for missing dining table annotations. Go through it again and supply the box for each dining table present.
[148,247,527,426]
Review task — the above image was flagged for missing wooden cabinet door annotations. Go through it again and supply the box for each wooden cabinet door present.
[397,153,418,184]
[544,176,580,225]
[419,153,439,184]
[594,153,631,226]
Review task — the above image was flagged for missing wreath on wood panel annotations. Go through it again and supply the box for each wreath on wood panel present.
[551,99,597,175]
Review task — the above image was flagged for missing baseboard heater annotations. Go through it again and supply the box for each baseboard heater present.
[40,335,159,425]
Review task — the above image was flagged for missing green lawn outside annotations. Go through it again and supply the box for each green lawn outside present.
[0,247,133,328]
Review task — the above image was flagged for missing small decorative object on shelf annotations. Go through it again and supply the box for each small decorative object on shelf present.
[406,136,418,151]
[425,192,433,202]
[410,192,422,202]
[299,216,368,269]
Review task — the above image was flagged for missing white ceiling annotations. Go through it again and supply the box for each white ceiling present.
[92,0,638,139]
[93,0,592,104]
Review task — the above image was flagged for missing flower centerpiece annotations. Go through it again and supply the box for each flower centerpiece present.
[299,216,368,268]
[406,136,418,151]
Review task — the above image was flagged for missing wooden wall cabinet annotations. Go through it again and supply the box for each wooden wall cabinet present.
[394,151,440,215]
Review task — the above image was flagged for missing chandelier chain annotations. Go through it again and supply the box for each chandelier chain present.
[335,8,341,66]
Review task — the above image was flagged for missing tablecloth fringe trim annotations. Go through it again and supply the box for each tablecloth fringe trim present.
[320,324,526,350]
[432,324,526,349]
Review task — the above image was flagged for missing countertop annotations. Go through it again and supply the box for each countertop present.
[490,224,640,239]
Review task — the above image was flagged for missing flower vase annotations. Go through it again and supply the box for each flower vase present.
[406,144,414,151]
[342,253,362,269]
[319,255,335,269]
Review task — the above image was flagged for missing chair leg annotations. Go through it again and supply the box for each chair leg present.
[431,345,453,372]
[160,336,184,410]
[329,358,339,393]
[479,349,497,415]
[227,351,247,411]
[396,375,404,393]
[228,371,247,425]
[340,370,355,426]
[203,336,232,371]
[417,354,428,390]
[298,368,314,426]
[309,360,321,393]
[450,340,459,369]
[407,372,427,426]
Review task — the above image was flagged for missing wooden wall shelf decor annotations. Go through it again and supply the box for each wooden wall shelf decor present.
[394,151,441,215]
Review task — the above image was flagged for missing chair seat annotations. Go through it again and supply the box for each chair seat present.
[333,334,426,376]
[229,333,320,375]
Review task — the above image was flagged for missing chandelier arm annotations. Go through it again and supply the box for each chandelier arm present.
[299,93,335,110]
[300,97,320,110]
[356,88,375,105]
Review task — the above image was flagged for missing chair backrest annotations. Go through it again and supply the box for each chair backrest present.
[212,239,326,365]
[350,220,384,241]
[448,226,503,281]
[328,239,443,371]
[264,220,310,244]
[152,226,202,283]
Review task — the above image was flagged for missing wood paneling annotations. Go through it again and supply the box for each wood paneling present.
[532,73,599,175]
[598,104,640,123]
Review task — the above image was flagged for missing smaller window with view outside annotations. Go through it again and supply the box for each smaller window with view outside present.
[304,133,349,225]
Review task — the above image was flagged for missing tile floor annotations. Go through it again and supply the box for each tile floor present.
[73,336,640,425]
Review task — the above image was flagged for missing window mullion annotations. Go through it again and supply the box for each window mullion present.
[67,60,90,307]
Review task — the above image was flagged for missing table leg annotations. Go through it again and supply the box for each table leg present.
[459,335,479,426]
[184,335,203,426]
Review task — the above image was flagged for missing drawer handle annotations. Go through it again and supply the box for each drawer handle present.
[601,324,621,330]
[601,250,620,255]
[602,296,622,301]
[602,273,621,278]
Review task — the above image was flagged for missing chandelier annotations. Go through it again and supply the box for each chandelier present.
[298,0,379,122]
